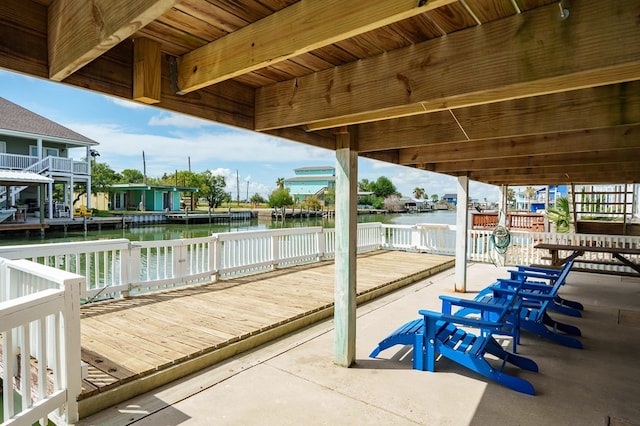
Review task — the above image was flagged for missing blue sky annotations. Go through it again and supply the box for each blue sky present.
[0,69,498,201]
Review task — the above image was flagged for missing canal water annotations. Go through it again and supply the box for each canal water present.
[0,210,458,246]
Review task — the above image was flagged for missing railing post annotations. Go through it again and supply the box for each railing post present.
[271,234,280,269]
[210,236,220,282]
[379,224,386,249]
[317,228,326,261]
[62,275,83,424]
[411,225,422,251]
[125,243,141,297]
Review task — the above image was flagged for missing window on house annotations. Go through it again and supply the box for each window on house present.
[29,146,59,157]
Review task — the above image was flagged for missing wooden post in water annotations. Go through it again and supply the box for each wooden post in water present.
[455,176,469,292]
[334,126,358,367]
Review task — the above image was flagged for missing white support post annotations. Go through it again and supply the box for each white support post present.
[86,147,92,210]
[48,181,54,219]
[455,176,469,292]
[69,175,74,215]
[334,127,358,367]
[496,185,508,266]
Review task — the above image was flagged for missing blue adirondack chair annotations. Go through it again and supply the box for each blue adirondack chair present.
[370,293,539,395]
[508,254,583,317]
[473,253,582,318]
[454,256,583,350]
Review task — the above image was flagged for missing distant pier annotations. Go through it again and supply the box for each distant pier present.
[165,210,255,224]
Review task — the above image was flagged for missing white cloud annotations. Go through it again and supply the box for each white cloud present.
[360,158,499,202]
[148,112,216,129]
[65,122,332,167]
[109,97,149,110]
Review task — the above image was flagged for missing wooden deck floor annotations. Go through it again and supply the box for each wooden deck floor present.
[78,250,454,416]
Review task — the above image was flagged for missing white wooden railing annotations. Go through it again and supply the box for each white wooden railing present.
[0,258,84,425]
[1,224,639,303]
[0,153,89,176]
[1,222,639,424]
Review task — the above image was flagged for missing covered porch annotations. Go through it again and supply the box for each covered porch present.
[80,262,640,425]
[1,1,639,423]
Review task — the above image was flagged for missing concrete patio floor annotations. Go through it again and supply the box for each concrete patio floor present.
[79,263,640,426]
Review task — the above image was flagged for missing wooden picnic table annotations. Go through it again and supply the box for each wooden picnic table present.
[534,243,640,276]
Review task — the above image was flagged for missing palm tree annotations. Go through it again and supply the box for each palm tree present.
[524,186,537,212]
[276,177,285,189]
[507,188,516,209]
[413,187,425,199]
[547,196,571,232]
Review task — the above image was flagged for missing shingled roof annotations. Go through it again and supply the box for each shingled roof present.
[0,97,97,146]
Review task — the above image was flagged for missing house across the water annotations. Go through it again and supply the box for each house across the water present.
[110,183,199,212]
[284,166,335,204]
[0,96,98,218]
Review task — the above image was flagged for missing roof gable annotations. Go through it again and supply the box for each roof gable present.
[0,97,98,146]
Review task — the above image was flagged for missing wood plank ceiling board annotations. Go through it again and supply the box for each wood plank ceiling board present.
[257,1,640,131]
[48,0,179,81]
[463,0,518,23]
[176,0,459,93]
[1,0,637,187]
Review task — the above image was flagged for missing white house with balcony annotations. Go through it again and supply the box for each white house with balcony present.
[0,96,98,218]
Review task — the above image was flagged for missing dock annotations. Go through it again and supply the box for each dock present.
[76,250,454,417]
[0,216,131,234]
[165,210,255,224]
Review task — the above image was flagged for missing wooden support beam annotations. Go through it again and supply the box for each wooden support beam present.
[256,1,640,131]
[470,162,640,181]
[358,83,640,152]
[473,171,640,186]
[420,149,640,173]
[455,176,468,292]
[398,125,640,165]
[61,42,257,130]
[360,150,400,165]
[265,127,336,151]
[334,126,358,367]
[133,37,161,104]
[176,0,456,94]
[48,0,177,81]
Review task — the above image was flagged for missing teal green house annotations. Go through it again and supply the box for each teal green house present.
[110,183,199,212]
[284,166,335,203]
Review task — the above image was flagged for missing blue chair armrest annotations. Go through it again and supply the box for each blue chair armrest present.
[496,278,553,292]
[419,309,505,331]
[494,278,529,289]
[494,285,556,301]
[439,295,509,315]
[515,264,562,275]
[509,270,559,282]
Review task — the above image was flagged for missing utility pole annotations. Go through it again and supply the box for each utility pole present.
[236,169,240,206]
[141,150,146,211]
[246,178,249,202]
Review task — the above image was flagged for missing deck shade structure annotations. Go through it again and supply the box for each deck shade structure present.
[1,0,640,365]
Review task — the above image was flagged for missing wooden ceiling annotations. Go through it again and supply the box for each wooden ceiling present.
[1,0,639,186]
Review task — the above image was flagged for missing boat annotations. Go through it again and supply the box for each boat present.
[0,208,16,223]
